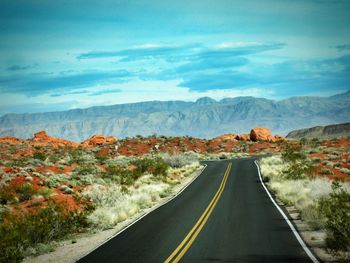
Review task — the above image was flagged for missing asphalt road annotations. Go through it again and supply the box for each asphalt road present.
[78,158,316,263]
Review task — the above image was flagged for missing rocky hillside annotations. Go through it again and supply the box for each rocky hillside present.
[286,122,350,139]
[1,91,349,141]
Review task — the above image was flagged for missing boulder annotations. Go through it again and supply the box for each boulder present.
[82,134,117,147]
[250,127,275,142]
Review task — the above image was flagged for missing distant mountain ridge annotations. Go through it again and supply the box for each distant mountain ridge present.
[1,91,350,141]
[286,122,350,139]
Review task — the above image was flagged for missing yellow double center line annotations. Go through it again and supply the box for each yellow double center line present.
[164,162,232,263]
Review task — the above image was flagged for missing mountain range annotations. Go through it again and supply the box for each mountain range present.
[1,90,350,141]
[286,122,350,139]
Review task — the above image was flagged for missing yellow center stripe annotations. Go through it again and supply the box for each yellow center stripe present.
[164,163,232,263]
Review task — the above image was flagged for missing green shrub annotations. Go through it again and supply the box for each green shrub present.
[300,138,307,145]
[321,169,332,175]
[0,201,89,263]
[0,187,16,205]
[95,154,108,164]
[73,164,98,176]
[318,182,350,252]
[48,154,62,163]
[282,144,305,162]
[131,157,169,177]
[38,187,53,199]
[68,149,86,164]
[103,165,137,185]
[0,180,36,205]
[14,183,35,202]
[33,152,46,161]
[8,158,30,168]
[310,138,321,148]
[282,160,314,180]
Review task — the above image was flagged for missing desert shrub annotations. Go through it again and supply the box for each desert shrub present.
[300,204,325,230]
[339,167,350,175]
[282,143,305,162]
[0,187,16,205]
[48,153,62,163]
[259,155,288,182]
[85,178,170,229]
[300,138,307,145]
[14,183,35,202]
[0,183,36,204]
[259,156,334,228]
[68,149,95,165]
[318,182,350,252]
[311,157,321,163]
[321,168,332,175]
[105,156,130,167]
[282,159,314,180]
[37,187,53,199]
[45,174,68,188]
[33,152,46,161]
[73,164,99,176]
[103,165,138,185]
[207,146,214,153]
[163,152,199,168]
[0,201,89,263]
[8,158,30,168]
[328,154,339,160]
[131,157,169,178]
[310,138,321,148]
[94,154,108,164]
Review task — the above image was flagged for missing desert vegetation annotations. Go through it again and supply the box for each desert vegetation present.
[0,138,202,263]
[259,138,350,257]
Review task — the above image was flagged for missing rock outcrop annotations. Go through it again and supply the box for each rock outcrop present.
[236,134,251,141]
[82,134,117,147]
[250,127,275,142]
[216,129,284,142]
[0,136,23,145]
[32,131,79,147]
[215,134,238,140]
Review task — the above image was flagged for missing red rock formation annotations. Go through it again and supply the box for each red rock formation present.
[236,134,251,141]
[32,131,79,147]
[0,131,78,147]
[33,131,49,140]
[0,136,23,145]
[250,127,275,142]
[215,134,238,140]
[216,129,284,142]
[82,134,117,147]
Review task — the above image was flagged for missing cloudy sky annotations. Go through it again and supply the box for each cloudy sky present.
[1,0,350,115]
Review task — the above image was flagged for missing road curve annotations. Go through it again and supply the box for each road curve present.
[78,158,316,263]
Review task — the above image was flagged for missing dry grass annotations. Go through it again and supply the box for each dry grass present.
[83,162,201,230]
[259,156,350,229]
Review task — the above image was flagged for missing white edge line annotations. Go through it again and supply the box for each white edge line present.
[76,164,208,262]
[254,160,319,263]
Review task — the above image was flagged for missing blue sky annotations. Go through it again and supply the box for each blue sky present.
[0,0,350,115]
